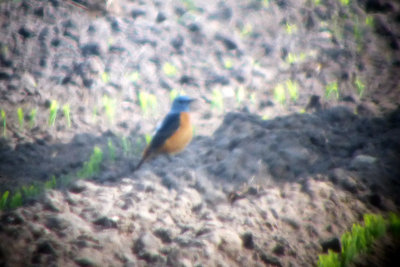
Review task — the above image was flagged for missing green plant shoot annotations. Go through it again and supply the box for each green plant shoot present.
[240,23,252,37]
[286,80,299,102]
[77,146,103,178]
[107,138,116,161]
[339,0,350,6]
[1,109,6,137]
[317,250,340,267]
[17,107,24,130]
[45,175,57,189]
[285,22,297,35]
[274,84,286,105]
[101,72,110,83]
[129,71,140,83]
[102,95,116,122]
[355,77,365,98]
[121,136,131,156]
[325,82,339,99]
[365,16,374,27]
[49,100,59,126]
[224,59,233,69]
[145,133,152,144]
[236,86,245,105]
[389,213,400,237]
[29,108,37,129]
[170,89,180,101]
[211,89,224,111]
[0,191,9,210]
[63,104,71,127]
[163,62,178,77]
[9,191,22,209]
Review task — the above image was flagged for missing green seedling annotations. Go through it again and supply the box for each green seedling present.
[17,107,24,130]
[285,22,297,35]
[170,89,179,102]
[145,133,152,145]
[325,81,339,99]
[365,16,374,27]
[0,191,9,210]
[139,91,149,114]
[339,0,350,6]
[128,71,140,83]
[121,136,131,156]
[211,89,224,111]
[102,95,116,122]
[319,213,388,267]
[107,138,116,161]
[181,0,196,11]
[250,92,256,104]
[286,80,299,102]
[45,175,57,189]
[63,104,71,127]
[163,62,178,77]
[274,84,286,105]
[9,191,22,209]
[29,108,37,129]
[236,86,246,105]
[1,109,6,137]
[21,185,40,198]
[101,72,110,83]
[313,0,321,5]
[262,0,269,8]
[224,59,233,69]
[354,77,365,98]
[48,100,59,126]
[286,52,306,64]
[262,114,269,120]
[240,23,252,37]
[389,213,400,237]
[139,92,157,115]
[318,250,340,267]
[77,146,103,179]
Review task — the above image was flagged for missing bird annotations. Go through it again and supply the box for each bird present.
[134,95,195,171]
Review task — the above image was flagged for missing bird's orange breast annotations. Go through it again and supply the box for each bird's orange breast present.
[158,112,192,154]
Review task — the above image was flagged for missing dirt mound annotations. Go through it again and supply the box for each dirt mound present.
[1,108,399,266]
[1,0,400,266]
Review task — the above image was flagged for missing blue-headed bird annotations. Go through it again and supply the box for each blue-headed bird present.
[135,95,195,170]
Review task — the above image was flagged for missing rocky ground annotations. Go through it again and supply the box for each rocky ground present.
[0,0,399,266]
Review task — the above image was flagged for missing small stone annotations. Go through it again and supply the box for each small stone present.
[156,12,166,23]
[350,155,377,170]
[272,244,285,255]
[93,216,117,229]
[36,240,56,254]
[260,252,282,267]
[215,34,237,50]
[45,216,70,231]
[133,232,163,263]
[187,23,201,32]
[131,9,146,19]
[154,228,172,243]
[241,232,254,249]
[18,26,35,38]
[320,237,341,253]
[80,43,101,57]
[75,257,98,267]
[171,35,184,50]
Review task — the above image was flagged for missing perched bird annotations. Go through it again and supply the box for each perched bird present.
[135,95,195,170]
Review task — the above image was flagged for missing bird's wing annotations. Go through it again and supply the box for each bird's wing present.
[149,112,181,151]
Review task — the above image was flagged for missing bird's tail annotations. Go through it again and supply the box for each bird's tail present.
[133,147,151,171]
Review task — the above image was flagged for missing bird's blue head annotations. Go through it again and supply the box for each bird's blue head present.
[170,95,195,113]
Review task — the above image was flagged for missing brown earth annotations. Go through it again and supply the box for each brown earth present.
[0,0,400,266]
